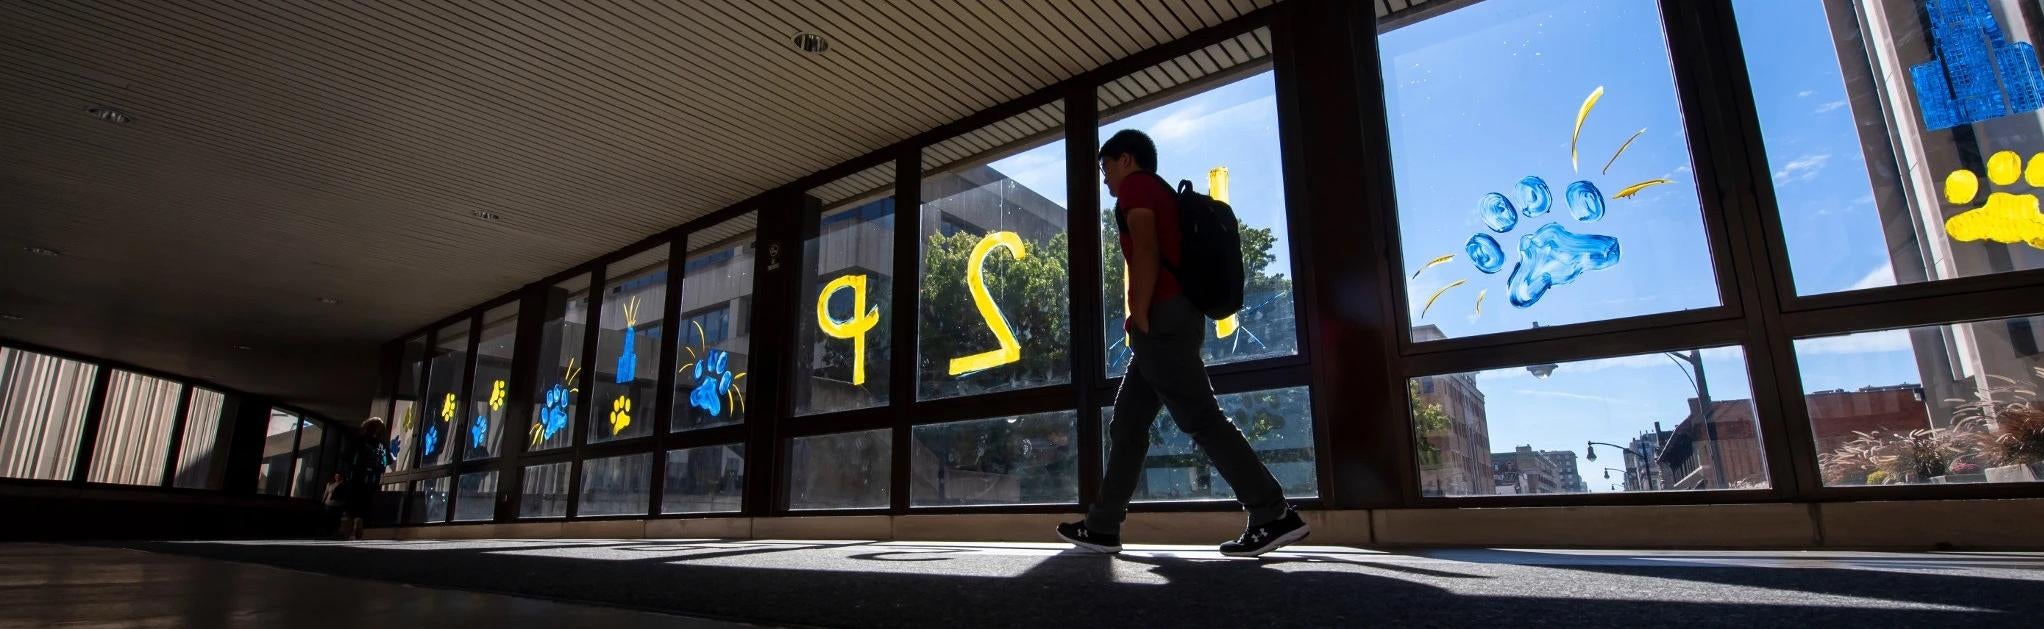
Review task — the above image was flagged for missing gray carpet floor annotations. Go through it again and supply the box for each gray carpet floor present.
[117,539,2044,628]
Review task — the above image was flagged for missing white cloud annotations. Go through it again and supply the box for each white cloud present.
[1815,99,1849,113]
[1795,329,1914,355]
[1510,389,1629,404]
[1797,90,1816,98]
[1852,194,1877,206]
[1144,94,1277,142]
[1773,154,1832,185]
[1848,264,1895,291]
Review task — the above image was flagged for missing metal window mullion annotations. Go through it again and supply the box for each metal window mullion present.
[567,269,604,519]
[157,383,194,488]
[68,365,115,484]
[889,151,922,514]
[650,231,686,516]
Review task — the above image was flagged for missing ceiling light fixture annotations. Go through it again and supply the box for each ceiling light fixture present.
[0,314,22,321]
[24,246,61,257]
[86,106,132,124]
[232,344,254,351]
[792,32,829,55]
[471,210,502,220]
[317,297,340,305]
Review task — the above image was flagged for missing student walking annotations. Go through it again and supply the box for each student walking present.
[1058,130,1308,558]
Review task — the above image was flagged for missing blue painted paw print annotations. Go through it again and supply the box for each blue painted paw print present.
[1466,175,1620,307]
[689,349,735,416]
[423,425,440,457]
[470,414,488,449]
[534,384,571,444]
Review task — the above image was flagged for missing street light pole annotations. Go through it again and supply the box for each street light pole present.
[1585,440,1655,491]
[1667,350,1725,488]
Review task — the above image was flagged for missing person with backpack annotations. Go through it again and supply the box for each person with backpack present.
[341,417,394,540]
[1057,129,1308,557]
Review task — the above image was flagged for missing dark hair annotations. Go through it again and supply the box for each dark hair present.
[1099,129,1158,172]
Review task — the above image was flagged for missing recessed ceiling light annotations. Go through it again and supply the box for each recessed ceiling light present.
[86,106,132,124]
[0,314,22,321]
[471,210,502,220]
[792,32,829,55]
[232,344,254,351]
[317,296,340,305]
[24,246,61,257]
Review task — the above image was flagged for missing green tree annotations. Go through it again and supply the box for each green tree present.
[1101,210,1297,375]
[1410,381,1451,467]
[917,231,1072,398]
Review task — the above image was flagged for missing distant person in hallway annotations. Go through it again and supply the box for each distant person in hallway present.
[1058,129,1308,557]
[322,472,346,538]
[343,417,393,540]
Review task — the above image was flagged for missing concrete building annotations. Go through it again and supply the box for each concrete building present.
[1412,325,1494,497]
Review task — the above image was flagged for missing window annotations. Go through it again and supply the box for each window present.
[423,320,470,466]
[86,370,182,485]
[1100,63,1300,376]
[520,462,570,518]
[917,105,1071,400]
[1408,345,1766,496]
[674,214,757,432]
[455,471,498,522]
[912,411,1078,507]
[1796,315,2044,486]
[788,429,890,510]
[172,388,227,490]
[407,476,450,524]
[291,421,327,499]
[595,246,668,443]
[1381,0,1719,341]
[662,444,744,514]
[1735,0,2044,295]
[797,165,896,416]
[257,409,299,496]
[578,453,652,516]
[0,347,97,480]
[374,482,405,527]
[530,274,592,452]
[1102,386,1318,502]
[389,335,425,472]
[464,303,517,460]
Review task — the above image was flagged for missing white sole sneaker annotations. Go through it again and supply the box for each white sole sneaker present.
[1220,525,1310,558]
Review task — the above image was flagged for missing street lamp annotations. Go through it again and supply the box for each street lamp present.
[1663,349,1725,489]
[1585,441,1656,490]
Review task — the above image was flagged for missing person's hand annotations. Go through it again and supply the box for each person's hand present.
[1131,312,1150,334]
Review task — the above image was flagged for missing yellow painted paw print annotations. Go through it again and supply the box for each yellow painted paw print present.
[1944,150,2044,249]
[488,380,507,412]
[439,393,457,422]
[608,395,632,435]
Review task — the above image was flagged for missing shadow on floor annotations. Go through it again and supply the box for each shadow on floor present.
[112,539,2041,628]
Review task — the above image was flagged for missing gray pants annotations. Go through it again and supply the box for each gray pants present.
[1086,296,1289,535]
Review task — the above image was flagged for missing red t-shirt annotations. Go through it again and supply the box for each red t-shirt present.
[1116,173,1183,320]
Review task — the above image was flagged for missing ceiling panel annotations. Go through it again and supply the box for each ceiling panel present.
[0,0,1455,421]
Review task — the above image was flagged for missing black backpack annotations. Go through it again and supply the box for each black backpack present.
[1120,173,1245,320]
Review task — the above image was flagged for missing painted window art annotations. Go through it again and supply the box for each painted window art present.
[674,215,757,432]
[1910,0,2044,131]
[596,246,667,442]
[1382,0,1719,341]
[796,174,895,417]
[463,302,517,460]
[528,274,590,451]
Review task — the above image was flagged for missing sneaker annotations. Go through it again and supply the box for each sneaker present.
[1056,521,1123,553]
[1219,509,1310,557]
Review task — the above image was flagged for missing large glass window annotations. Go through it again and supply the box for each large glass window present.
[797,166,896,416]
[520,462,570,518]
[530,274,591,452]
[455,471,499,522]
[390,335,425,472]
[918,106,1071,400]
[172,387,227,490]
[256,409,299,497]
[662,444,744,514]
[85,370,182,485]
[407,476,450,524]
[1101,386,1318,502]
[1382,0,1719,341]
[1734,0,2044,295]
[911,411,1078,507]
[788,428,890,510]
[595,246,668,443]
[423,321,470,466]
[1100,67,1300,376]
[675,214,757,432]
[291,421,326,499]
[1407,340,1766,496]
[1797,315,2044,486]
[578,452,652,516]
[0,347,97,481]
[464,303,517,460]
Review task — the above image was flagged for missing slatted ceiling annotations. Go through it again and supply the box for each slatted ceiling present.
[811,163,897,210]
[921,102,1067,175]
[0,1,1275,421]
[686,213,762,255]
[1377,0,1438,19]
[1095,28,1271,117]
